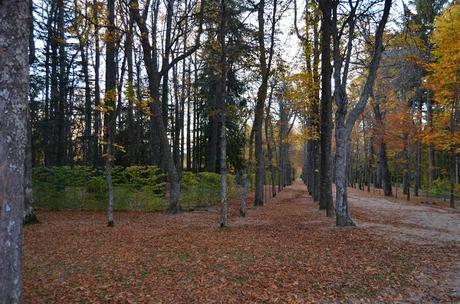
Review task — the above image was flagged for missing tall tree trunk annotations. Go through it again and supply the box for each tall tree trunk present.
[130,0,182,213]
[43,2,54,166]
[254,0,277,206]
[192,53,199,172]
[161,0,174,128]
[0,1,29,300]
[368,135,374,191]
[402,135,409,197]
[105,0,116,226]
[24,2,39,224]
[450,76,458,208]
[186,59,192,171]
[173,62,181,171]
[56,0,67,165]
[311,13,321,202]
[318,0,334,215]
[265,85,277,198]
[373,102,392,195]
[49,2,59,166]
[379,141,392,196]
[24,104,39,224]
[93,0,102,167]
[414,100,422,196]
[75,0,93,165]
[218,0,228,227]
[333,0,391,226]
[126,11,135,164]
[426,91,436,184]
[241,128,254,217]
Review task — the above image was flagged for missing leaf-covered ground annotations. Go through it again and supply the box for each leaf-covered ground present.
[23,181,460,303]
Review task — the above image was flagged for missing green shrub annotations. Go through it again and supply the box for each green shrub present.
[428,178,460,198]
[32,166,237,212]
[86,176,107,194]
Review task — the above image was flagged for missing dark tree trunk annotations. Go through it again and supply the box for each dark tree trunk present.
[93,0,102,167]
[265,84,277,198]
[311,13,321,202]
[75,1,92,165]
[449,78,458,208]
[192,53,199,172]
[254,0,277,206]
[105,0,117,227]
[318,0,334,215]
[241,128,254,217]
[368,135,375,191]
[56,0,67,165]
[207,101,219,172]
[130,0,182,213]
[0,1,29,300]
[24,103,39,225]
[49,2,59,166]
[426,91,436,184]
[186,60,192,171]
[402,135,409,197]
[126,12,136,164]
[43,2,54,166]
[218,0,228,227]
[373,102,392,195]
[253,0,269,206]
[379,141,392,196]
[173,63,181,171]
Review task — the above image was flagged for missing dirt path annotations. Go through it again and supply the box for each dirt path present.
[23,180,460,303]
[346,187,460,245]
[345,186,460,302]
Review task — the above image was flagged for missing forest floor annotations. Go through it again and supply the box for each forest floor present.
[23,180,460,303]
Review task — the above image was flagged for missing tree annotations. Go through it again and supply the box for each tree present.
[294,0,321,202]
[0,0,30,301]
[253,0,277,206]
[332,0,392,226]
[104,0,117,226]
[24,1,39,224]
[426,3,460,208]
[129,0,204,213]
[218,0,229,227]
[318,0,334,216]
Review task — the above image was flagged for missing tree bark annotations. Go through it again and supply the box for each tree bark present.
[318,0,334,215]
[402,135,409,197]
[253,0,268,206]
[333,0,392,226]
[218,0,228,227]
[105,0,117,227]
[24,103,39,225]
[56,0,67,165]
[254,0,277,206]
[93,0,102,167]
[126,10,136,164]
[0,1,29,301]
[373,102,392,195]
[426,91,436,184]
[265,84,277,198]
[130,0,182,213]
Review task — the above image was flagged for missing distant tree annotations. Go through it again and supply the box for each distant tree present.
[426,3,460,208]
[104,0,117,226]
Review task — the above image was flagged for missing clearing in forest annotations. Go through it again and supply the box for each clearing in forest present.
[24,181,460,303]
